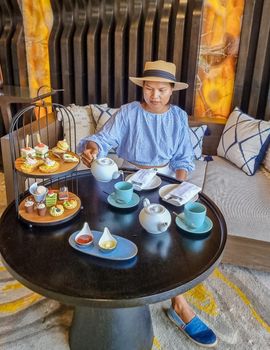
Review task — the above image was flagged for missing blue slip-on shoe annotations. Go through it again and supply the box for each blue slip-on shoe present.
[166,306,217,348]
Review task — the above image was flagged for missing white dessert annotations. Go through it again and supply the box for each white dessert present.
[35,143,49,158]
[21,147,36,158]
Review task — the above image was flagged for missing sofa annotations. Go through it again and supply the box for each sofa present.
[1,103,270,271]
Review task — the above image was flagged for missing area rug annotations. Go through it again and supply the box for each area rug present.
[0,260,270,350]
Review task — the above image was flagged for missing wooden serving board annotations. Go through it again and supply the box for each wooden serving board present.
[15,151,80,177]
[19,192,81,225]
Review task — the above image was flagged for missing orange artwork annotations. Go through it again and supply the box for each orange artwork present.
[22,0,53,115]
[194,0,245,123]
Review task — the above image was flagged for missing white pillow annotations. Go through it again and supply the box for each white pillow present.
[217,107,270,175]
[189,125,207,160]
[57,104,108,151]
[91,104,119,131]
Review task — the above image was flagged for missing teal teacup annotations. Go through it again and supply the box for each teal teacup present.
[184,202,206,229]
[113,181,133,204]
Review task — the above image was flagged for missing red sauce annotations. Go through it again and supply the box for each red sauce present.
[76,234,93,245]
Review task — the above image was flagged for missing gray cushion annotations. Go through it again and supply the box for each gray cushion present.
[203,156,270,242]
[188,160,207,189]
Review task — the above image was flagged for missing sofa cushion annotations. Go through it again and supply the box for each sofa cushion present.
[203,156,270,242]
[189,125,207,160]
[217,107,270,175]
[91,104,119,132]
[57,104,98,151]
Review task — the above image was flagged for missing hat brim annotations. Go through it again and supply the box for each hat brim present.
[129,76,188,91]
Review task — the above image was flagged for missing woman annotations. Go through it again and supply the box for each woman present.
[79,60,217,348]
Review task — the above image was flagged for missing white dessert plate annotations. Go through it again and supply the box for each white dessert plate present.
[69,230,138,261]
[159,184,199,206]
[125,173,162,191]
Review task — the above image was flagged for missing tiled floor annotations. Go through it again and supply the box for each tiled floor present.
[0,172,7,217]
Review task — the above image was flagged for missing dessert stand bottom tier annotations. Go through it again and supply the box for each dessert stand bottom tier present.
[18,192,81,226]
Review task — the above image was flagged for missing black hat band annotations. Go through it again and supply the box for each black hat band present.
[143,69,176,81]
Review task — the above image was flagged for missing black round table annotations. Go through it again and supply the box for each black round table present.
[0,170,227,350]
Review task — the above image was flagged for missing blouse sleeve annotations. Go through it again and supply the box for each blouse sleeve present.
[169,112,195,173]
[77,110,125,157]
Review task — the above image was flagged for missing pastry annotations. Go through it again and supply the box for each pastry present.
[24,198,34,213]
[57,139,69,152]
[50,204,64,217]
[62,153,79,163]
[21,156,43,173]
[58,186,69,201]
[45,190,57,207]
[37,202,46,216]
[63,199,78,210]
[51,139,69,155]
[39,157,60,173]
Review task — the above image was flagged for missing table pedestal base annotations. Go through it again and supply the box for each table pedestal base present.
[69,305,154,350]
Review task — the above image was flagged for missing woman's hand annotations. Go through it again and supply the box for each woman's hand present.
[81,141,99,168]
[175,169,187,182]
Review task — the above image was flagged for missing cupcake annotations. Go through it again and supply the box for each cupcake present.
[37,203,46,216]
[24,198,34,213]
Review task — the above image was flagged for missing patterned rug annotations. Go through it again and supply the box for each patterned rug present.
[0,173,270,349]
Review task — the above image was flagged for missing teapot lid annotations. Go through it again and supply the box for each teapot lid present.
[96,157,115,166]
[145,203,166,215]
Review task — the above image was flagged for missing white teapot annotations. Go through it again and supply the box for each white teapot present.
[139,198,171,234]
[91,157,122,182]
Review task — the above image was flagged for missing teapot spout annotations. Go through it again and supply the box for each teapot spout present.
[158,222,169,232]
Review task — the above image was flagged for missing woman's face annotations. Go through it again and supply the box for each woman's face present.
[143,81,173,113]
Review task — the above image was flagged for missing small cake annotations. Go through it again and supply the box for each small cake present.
[50,204,64,217]
[20,135,36,158]
[45,190,57,207]
[21,156,43,173]
[39,157,60,173]
[37,202,46,216]
[63,199,78,210]
[24,198,34,213]
[21,146,36,158]
[58,186,69,201]
[34,133,49,158]
[35,143,49,158]
[62,153,79,163]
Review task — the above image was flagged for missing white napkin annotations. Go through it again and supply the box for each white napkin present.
[163,181,201,205]
[127,169,157,189]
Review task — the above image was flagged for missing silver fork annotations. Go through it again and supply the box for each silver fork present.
[166,194,183,202]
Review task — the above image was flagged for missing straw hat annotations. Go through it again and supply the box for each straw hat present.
[129,60,188,91]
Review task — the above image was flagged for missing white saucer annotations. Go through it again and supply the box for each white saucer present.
[159,184,199,206]
[125,173,162,191]
[107,192,140,208]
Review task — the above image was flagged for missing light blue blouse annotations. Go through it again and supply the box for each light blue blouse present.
[78,101,195,172]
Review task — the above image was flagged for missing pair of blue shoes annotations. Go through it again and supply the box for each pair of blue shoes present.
[166,306,217,348]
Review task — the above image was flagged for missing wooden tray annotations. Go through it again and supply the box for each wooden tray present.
[19,192,81,225]
[15,151,80,177]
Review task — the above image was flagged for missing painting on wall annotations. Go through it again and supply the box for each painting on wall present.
[194,0,245,123]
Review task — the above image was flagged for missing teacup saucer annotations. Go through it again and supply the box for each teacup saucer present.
[107,192,140,208]
[175,213,213,237]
